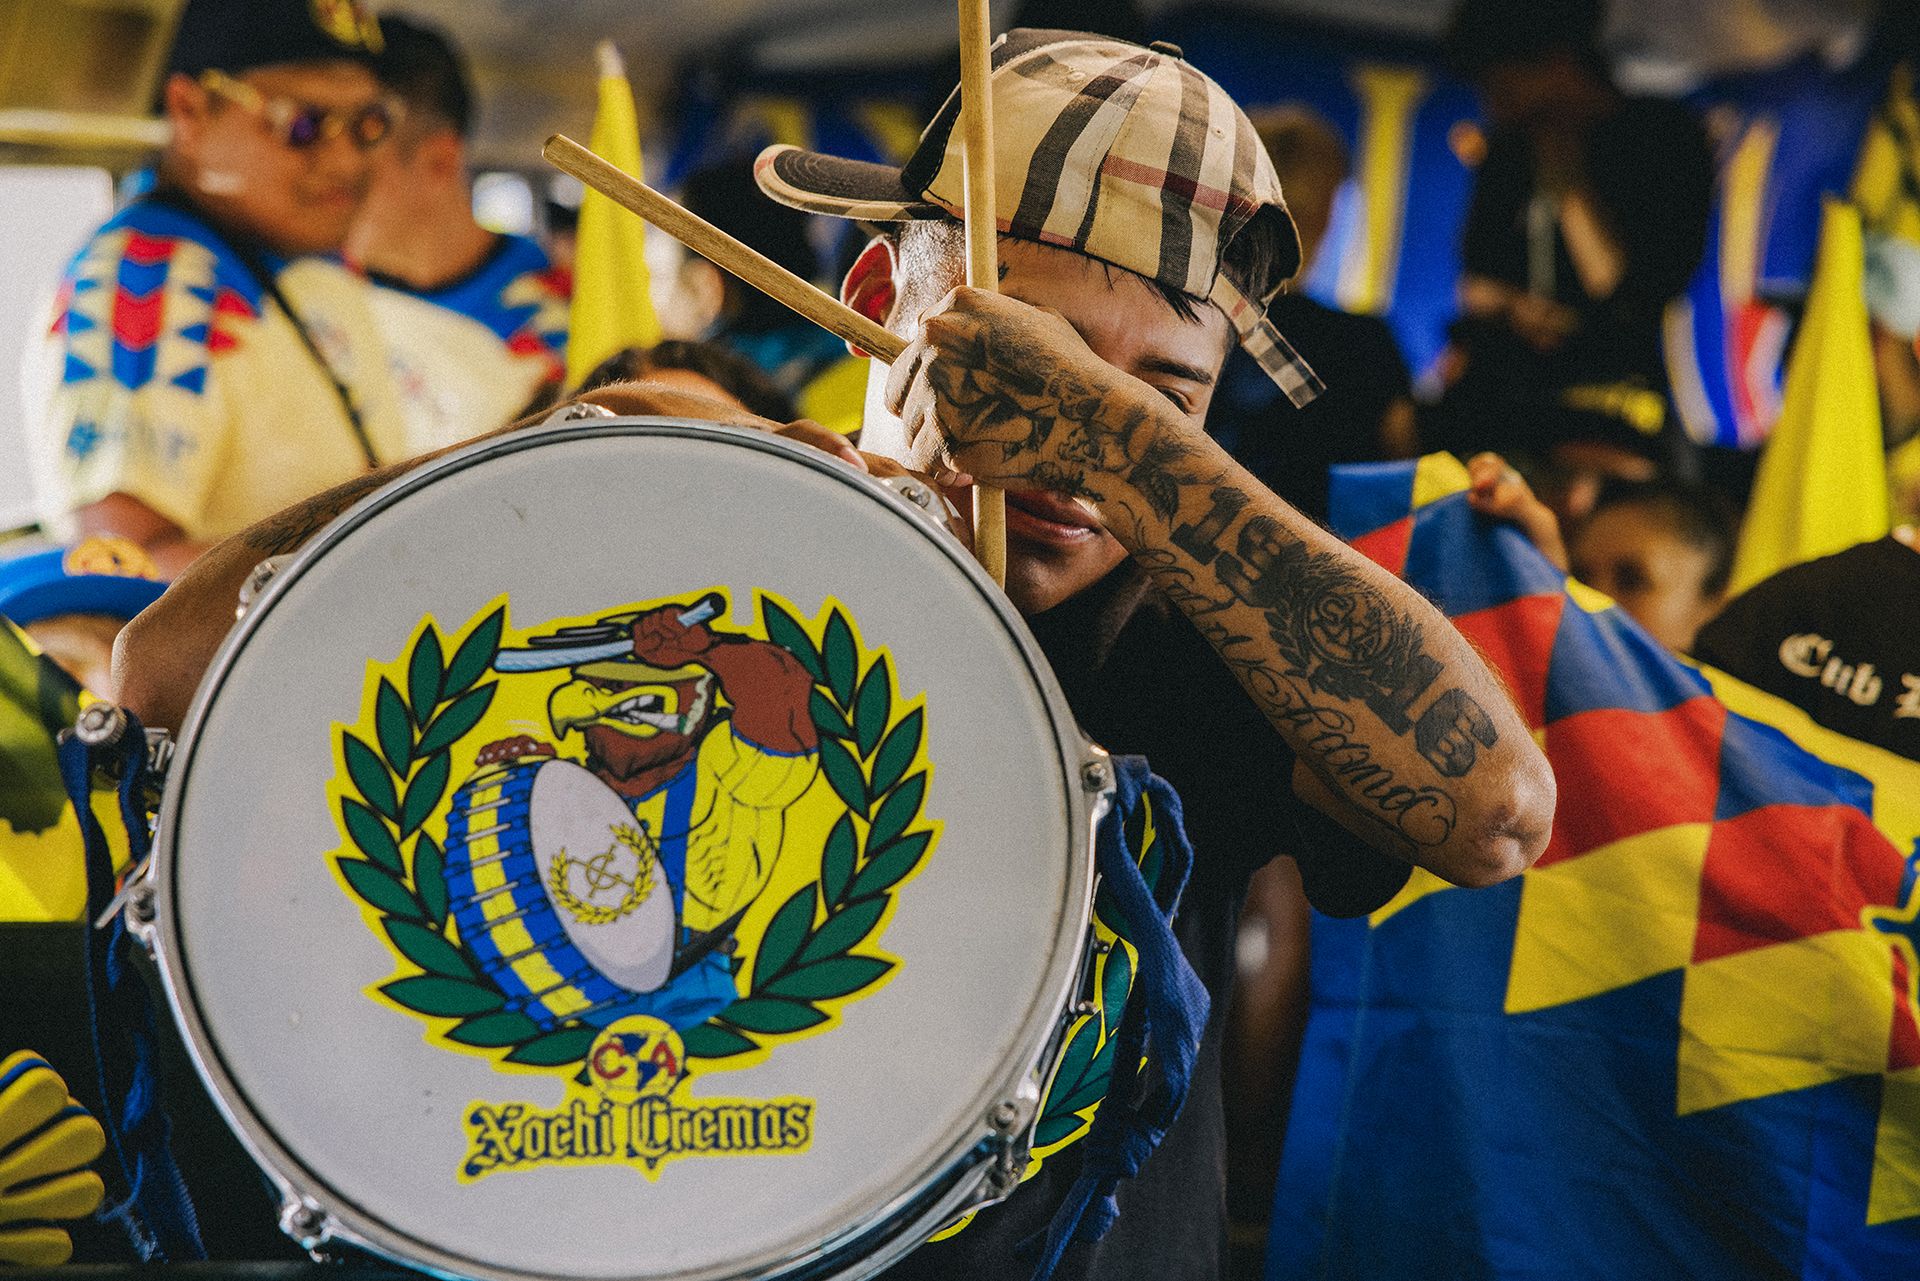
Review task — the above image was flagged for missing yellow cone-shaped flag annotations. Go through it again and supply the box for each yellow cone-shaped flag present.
[1728,200,1890,595]
[565,42,661,388]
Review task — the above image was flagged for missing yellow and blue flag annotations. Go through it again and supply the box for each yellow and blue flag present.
[1729,201,1890,595]
[0,618,130,923]
[564,41,661,389]
[1269,456,1920,1279]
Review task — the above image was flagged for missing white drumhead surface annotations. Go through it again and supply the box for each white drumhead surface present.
[161,425,1085,1279]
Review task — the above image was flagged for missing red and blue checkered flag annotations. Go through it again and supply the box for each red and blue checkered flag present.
[1269,456,1920,1280]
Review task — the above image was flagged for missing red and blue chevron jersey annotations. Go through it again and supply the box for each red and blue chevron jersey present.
[366,233,570,450]
[25,197,407,543]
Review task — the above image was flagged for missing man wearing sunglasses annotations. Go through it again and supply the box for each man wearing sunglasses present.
[347,16,571,451]
[26,0,409,577]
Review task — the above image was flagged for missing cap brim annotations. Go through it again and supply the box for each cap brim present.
[754,145,948,222]
[0,576,166,627]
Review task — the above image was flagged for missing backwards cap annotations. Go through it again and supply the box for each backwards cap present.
[755,28,1323,406]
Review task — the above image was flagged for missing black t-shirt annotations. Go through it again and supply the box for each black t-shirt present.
[1429,97,1714,469]
[881,568,1411,1281]
[1209,294,1411,524]
[1691,535,1920,762]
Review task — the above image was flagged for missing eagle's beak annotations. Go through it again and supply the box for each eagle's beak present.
[549,679,683,739]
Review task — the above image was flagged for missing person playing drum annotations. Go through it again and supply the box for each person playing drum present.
[116,30,1555,1281]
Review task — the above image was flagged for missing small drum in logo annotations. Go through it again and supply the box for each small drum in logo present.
[443,757,676,1030]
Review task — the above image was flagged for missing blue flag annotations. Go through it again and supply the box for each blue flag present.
[1269,456,1920,1280]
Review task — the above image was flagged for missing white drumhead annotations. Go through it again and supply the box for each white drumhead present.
[154,420,1096,1280]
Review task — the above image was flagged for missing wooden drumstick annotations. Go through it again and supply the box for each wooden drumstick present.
[957,0,1006,586]
[544,135,907,364]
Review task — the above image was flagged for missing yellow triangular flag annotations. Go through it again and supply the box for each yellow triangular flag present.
[1728,200,1889,595]
[565,41,661,389]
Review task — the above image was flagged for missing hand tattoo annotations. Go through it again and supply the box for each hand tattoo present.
[922,316,1155,499]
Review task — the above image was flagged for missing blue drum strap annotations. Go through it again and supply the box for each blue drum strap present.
[57,721,206,1263]
[1025,755,1210,1280]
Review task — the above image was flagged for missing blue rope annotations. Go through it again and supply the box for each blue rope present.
[1024,756,1210,1280]
[57,718,206,1263]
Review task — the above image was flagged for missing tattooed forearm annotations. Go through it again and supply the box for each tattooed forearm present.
[903,287,1551,879]
[1158,487,1502,787]
[1127,435,1202,521]
[1134,542,1459,848]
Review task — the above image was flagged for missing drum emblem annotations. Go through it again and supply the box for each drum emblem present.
[326,588,936,1180]
[548,824,656,926]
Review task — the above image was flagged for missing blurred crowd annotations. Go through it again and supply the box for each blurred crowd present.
[4,0,1920,1275]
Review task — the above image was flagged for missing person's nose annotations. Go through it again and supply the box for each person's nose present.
[307,129,374,186]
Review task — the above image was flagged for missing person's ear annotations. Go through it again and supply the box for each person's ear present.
[676,258,726,335]
[840,236,898,358]
[425,129,464,181]
[163,73,210,152]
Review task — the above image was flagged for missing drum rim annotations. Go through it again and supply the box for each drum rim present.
[149,417,1104,1281]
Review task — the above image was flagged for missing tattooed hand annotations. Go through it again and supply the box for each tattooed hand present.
[883,287,1179,506]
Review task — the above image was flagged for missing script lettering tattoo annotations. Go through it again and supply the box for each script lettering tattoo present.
[1132,546,1457,850]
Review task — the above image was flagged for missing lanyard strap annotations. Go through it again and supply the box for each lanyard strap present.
[233,246,380,470]
[1025,755,1210,1280]
[56,719,205,1263]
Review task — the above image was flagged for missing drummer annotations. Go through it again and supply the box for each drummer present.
[114,30,1554,1281]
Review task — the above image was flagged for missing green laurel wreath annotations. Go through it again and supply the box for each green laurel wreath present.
[330,606,610,1067]
[680,597,934,1061]
[333,598,932,1073]
[1030,800,1163,1150]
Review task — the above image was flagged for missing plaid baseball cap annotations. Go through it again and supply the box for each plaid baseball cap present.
[755,28,1323,406]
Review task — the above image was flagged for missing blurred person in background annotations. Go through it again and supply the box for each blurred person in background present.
[349,15,570,451]
[1468,457,1734,654]
[1691,526,1920,761]
[23,0,407,577]
[1475,453,1920,762]
[1566,478,1736,652]
[0,538,165,704]
[666,157,867,432]
[1208,106,1417,525]
[1857,10,1920,524]
[1424,0,1714,507]
[575,338,797,422]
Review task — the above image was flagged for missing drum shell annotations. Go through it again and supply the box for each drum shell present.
[141,416,1107,1281]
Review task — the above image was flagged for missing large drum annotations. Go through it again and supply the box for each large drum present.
[134,414,1113,1279]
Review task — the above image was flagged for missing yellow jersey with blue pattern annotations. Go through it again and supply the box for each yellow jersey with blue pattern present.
[365,233,568,451]
[26,196,406,542]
